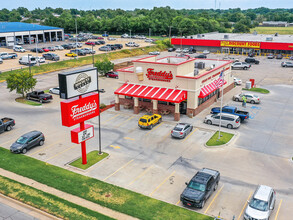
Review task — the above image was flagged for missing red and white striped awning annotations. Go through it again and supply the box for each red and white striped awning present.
[115,83,187,103]
[198,79,227,98]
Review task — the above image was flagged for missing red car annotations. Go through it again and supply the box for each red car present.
[97,37,104,40]
[85,42,95,45]
[42,48,50,52]
[105,71,118,79]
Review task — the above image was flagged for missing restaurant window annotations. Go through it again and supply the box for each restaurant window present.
[158,101,168,105]
[143,98,151,102]
[125,96,133,100]
[169,102,175,106]
[198,90,218,106]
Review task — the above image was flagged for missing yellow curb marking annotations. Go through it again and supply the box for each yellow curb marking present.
[124,137,135,141]
[128,165,154,186]
[149,171,175,197]
[103,159,134,181]
[204,185,224,214]
[109,145,120,149]
[176,200,181,205]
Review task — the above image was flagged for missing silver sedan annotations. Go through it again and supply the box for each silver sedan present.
[233,93,260,104]
[171,123,193,139]
[149,51,160,55]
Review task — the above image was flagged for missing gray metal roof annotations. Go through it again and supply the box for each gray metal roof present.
[190,32,293,43]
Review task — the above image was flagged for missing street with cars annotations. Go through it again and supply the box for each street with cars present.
[1,50,293,219]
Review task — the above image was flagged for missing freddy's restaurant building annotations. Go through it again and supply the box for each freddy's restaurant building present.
[114,56,234,121]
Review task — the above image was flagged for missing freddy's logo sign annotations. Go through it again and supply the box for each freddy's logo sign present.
[70,101,97,120]
[146,68,173,82]
[74,73,92,93]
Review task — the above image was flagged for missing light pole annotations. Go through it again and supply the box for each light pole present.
[129,30,131,39]
[169,26,172,42]
[75,17,78,59]
[180,29,183,49]
[149,28,151,39]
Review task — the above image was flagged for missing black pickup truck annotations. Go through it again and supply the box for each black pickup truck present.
[26,90,53,103]
[180,168,220,208]
[0,117,15,134]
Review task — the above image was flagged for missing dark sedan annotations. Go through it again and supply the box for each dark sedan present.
[30,48,44,53]
[42,53,60,61]
[10,131,45,154]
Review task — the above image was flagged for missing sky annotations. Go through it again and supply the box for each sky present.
[1,0,292,10]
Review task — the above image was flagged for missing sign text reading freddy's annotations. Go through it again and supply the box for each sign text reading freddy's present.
[146,68,173,82]
[60,93,99,127]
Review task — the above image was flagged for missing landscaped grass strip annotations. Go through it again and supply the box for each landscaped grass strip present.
[206,131,234,146]
[70,151,109,170]
[0,147,212,220]
[242,87,270,94]
[0,175,113,220]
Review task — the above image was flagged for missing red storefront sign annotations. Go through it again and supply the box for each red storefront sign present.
[60,92,99,127]
[71,124,94,144]
[146,68,173,82]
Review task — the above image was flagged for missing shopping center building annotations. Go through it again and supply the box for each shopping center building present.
[171,32,293,56]
[114,55,234,121]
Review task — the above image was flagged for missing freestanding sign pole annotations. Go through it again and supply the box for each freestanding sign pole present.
[218,70,224,140]
[79,95,87,164]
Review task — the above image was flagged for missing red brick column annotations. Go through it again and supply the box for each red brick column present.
[133,97,139,114]
[174,113,180,121]
[115,103,120,111]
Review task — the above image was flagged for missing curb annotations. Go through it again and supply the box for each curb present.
[204,130,239,148]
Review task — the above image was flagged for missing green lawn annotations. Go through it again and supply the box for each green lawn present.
[242,87,270,94]
[0,175,113,220]
[15,97,42,106]
[251,26,293,35]
[206,131,234,146]
[70,151,109,170]
[0,147,212,220]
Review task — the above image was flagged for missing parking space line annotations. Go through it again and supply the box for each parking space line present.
[160,132,171,142]
[124,137,135,141]
[204,185,224,214]
[176,200,180,205]
[103,159,134,181]
[101,114,120,125]
[128,126,138,133]
[274,199,282,220]
[149,171,175,197]
[128,165,154,186]
[182,128,198,143]
[29,140,63,156]
[237,191,252,220]
[45,145,77,162]
[0,139,15,147]
[145,122,165,136]
[115,116,135,128]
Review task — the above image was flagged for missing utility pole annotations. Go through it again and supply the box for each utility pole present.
[75,17,78,59]
[149,28,151,39]
[169,26,172,42]
[129,30,131,39]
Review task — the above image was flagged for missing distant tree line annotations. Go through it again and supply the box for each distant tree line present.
[1,7,293,35]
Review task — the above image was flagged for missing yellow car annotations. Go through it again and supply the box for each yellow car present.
[138,114,162,129]
[65,52,77,57]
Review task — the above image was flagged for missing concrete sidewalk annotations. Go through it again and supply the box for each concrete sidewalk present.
[0,168,138,220]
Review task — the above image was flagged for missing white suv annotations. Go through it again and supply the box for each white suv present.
[244,185,276,220]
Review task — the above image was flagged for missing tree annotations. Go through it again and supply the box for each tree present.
[6,72,37,97]
[94,57,114,76]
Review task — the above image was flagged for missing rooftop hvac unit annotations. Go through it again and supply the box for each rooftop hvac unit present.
[197,34,201,38]
[198,62,205,69]
[253,31,258,35]
[224,35,229,39]
[266,37,273,41]
[194,69,199,76]
[202,34,205,37]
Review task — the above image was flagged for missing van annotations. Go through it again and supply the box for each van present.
[204,113,241,129]
[13,45,26,52]
[19,56,37,65]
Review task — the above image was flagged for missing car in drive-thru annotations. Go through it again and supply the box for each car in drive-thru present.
[171,123,193,139]
[10,131,45,154]
[0,117,15,134]
[233,93,260,104]
[138,114,162,129]
[180,168,220,208]
[204,113,241,129]
[244,185,276,220]
[49,87,60,95]
[210,106,249,122]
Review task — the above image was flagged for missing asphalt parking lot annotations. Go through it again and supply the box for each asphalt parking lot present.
[1,52,293,219]
[0,38,152,72]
